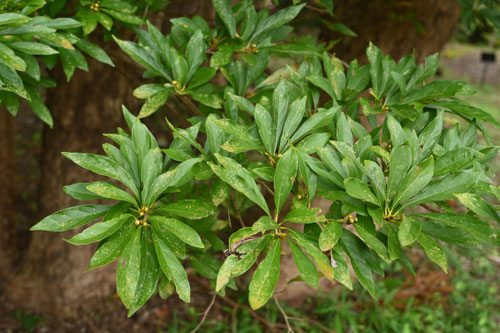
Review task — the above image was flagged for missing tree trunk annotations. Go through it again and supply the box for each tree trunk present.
[326,0,462,63]
[0,108,18,287]
[6,45,142,315]
[6,0,214,315]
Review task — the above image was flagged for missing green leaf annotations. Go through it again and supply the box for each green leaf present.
[402,169,479,208]
[279,97,308,152]
[414,213,499,245]
[88,224,135,269]
[387,145,411,201]
[306,75,336,99]
[76,38,114,66]
[216,255,239,292]
[455,193,500,224]
[417,111,443,161]
[288,229,351,289]
[31,204,111,232]
[353,223,390,262]
[417,232,447,273]
[211,178,230,206]
[391,156,434,209]
[434,100,500,129]
[149,216,204,248]
[8,41,58,55]
[274,149,298,215]
[152,227,191,302]
[403,80,464,103]
[390,104,420,121]
[0,59,27,99]
[66,214,131,245]
[0,42,26,71]
[26,86,53,127]
[387,225,401,260]
[188,67,216,89]
[367,42,383,97]
[146,158,201,205]
[248,238,281,310]
[86,181,138,206]
[62,152,139,197]
[101,8,144,25]
[113,37,167,78]
[128,229,160,316]
[398,216,422,246]
[284,206,326,224]
[213,118,260,147]
[138,90,170,118]
[254,104,275,154]
[191,92,223,109]
[63,182,105,201]
[363,160,386,202]
[344,178,379,206]
[210,47,233,67]
[386,113,406,146]
[252,4,305,41]
[319,221,343,251]
[433,147,480,177]
[252,216,279,233]
[116,227,142,310]
[390,71,406,95]
[209,154,270,215]
[156,199,214,219]
[290,107,338,143]
[340,232,376,297]
[287,238,318,288]
[212,0,236,37]
[0,13,30,25]
[186,30,205,80]
[140,148,163,201]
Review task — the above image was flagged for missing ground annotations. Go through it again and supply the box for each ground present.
[1,42,499,332]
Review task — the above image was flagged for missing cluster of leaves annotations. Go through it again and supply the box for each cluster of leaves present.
[458,0,500,39]
[31,0,500,318]
[0,0,167,126]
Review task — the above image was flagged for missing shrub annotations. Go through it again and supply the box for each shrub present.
[5,0,499,319]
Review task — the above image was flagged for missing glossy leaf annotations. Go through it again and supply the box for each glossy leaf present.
[248,238,281,310]
[287,238,318,288]
[31,205,111,232]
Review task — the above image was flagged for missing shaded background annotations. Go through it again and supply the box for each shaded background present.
[1,0,499,331]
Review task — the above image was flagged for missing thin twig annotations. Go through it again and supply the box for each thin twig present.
[231,303,239,333]
[190,292,217,333]
[421,203,441,213]
[230,195,246,227]
[287,316,331,333]
[305,5,330,14]
[274,296,295,333]
[190,276,289,331]
[227,204,232,229]
[256,179,274,196]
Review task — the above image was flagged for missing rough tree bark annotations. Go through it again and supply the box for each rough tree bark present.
[327,0,462,63]
[0,109,17,287]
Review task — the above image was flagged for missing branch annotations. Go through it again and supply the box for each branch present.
[191,292,217,333]
[190,275,289,331]
[274,296,295,333]
[421,203,441,213]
